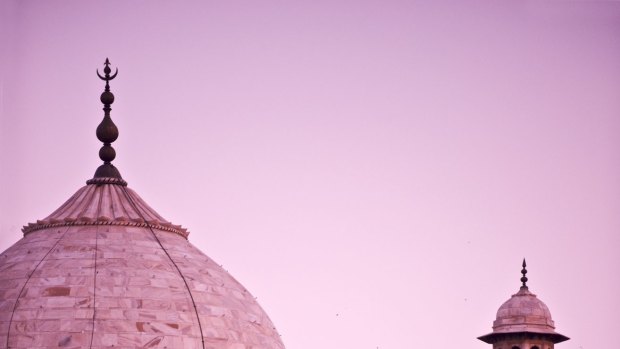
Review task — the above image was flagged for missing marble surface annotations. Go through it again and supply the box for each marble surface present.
[0,183,285,349]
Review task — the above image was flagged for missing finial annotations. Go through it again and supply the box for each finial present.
[520,258,528,288]
[92,58,123,182]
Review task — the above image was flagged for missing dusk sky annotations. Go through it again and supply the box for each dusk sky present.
[1,1,619,348]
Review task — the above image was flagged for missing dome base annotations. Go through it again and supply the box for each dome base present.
[478,331,570,344]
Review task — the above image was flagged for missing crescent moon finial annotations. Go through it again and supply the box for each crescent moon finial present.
[109,68,118,80]
[92,58,123,181]
[97,66,118,82]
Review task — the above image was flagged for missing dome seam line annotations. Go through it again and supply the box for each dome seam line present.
[5,225,71,349]
[88,198,103,348]
[119,186,206,349]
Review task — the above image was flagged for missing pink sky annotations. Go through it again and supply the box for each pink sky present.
[1,1,619,348]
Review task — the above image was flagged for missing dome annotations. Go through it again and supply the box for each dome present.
[0,60,285,349]
[493,287,555,334]
[478,261,569,344]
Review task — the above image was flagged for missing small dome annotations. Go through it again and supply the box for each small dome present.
[493,287,555,333]
[478,286,569,344]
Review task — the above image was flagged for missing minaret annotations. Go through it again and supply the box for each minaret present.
[478,260,569,349]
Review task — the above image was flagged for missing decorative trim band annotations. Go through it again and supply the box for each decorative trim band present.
[86,177,128,186]
[22,220,189,239]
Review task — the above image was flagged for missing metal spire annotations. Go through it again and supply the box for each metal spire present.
[92,58,123,181]
[520,258,528,289]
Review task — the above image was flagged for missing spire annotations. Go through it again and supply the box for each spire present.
[90,58,126,185]
[520,258,528,289]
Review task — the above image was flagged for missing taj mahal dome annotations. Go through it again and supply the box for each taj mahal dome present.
[0,60,285,349]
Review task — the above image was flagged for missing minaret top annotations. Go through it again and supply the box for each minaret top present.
[520,258,528,289]
[478,259,569,345]
[88,58,126,186]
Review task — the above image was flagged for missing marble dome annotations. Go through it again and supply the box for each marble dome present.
[493,287,556,334]
[0,60,285,349]
[478,261,569,344]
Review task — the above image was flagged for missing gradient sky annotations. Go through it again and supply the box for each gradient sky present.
[1,1,619,348]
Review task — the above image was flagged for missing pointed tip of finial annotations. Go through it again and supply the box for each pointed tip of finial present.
[520,258,528,288]
[98,58,117,82]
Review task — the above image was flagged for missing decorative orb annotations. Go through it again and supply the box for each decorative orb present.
[99,145,116,162]
[100,91,115,104]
